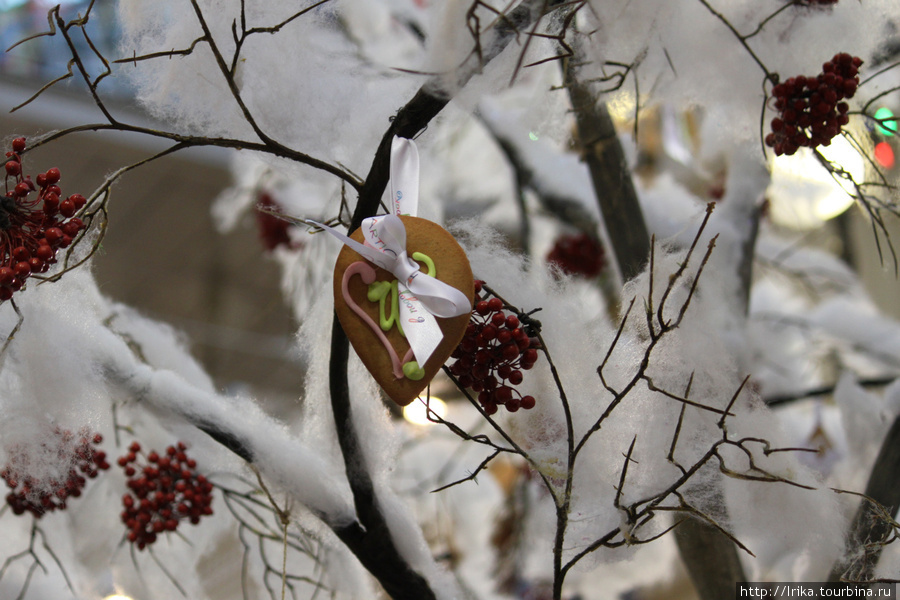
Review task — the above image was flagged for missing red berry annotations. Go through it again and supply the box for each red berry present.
[59,198,75,218]
[11,246,29,261]
[34,244,53,262]
[11,138,25,153]
[44,227,63,245]
[61,219,82,238]
[5,161,20,176]
[44,168,60,184]
[475,350,492,365]
[495,386,513,404]
[501,343,520,361]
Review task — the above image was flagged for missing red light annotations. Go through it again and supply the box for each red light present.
[875,141,895,169]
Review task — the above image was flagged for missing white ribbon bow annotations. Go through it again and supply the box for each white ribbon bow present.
[308,137,470,366]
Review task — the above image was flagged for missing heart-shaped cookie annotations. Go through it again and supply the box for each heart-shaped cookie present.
[333,216,474,405]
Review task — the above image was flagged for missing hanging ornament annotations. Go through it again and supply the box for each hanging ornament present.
[268,137,474,405]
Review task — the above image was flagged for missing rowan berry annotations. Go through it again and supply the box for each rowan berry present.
[448,284,541,413]
[767,53,862,156]
[547,233,606,278]
[118,442,214,551]
[3,426,110,518]
[0,138,86,299]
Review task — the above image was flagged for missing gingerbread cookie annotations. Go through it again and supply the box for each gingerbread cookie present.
[333,216,474,405]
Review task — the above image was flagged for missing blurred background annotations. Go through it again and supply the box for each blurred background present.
[0,0,301,406]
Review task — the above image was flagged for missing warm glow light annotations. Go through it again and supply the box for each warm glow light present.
[768,135,864,229]
[402,396,447,426]
[104,595,135,600]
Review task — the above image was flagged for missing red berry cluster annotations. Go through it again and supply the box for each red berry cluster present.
[766,53,862,156]
[118,441,214,551]
[1,137,86,300]
[546,233,606,279]
[2,428,109,518]
[448,281,538,414]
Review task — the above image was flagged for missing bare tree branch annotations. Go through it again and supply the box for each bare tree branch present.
[562,40,650,283]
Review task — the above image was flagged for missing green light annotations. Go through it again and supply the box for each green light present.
[528,132,539,141]
[874,107,897,136]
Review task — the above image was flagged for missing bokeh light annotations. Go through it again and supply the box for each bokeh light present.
[768,135,864,229]
[874,107,897,136]
[403,396,447,426]
[874,141,895,169]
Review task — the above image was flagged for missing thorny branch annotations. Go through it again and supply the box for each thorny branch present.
[229,0,334,77]
[438,204,808,599]
[587,204,724,456]
[814,143,899,272]
[8,2,363,198]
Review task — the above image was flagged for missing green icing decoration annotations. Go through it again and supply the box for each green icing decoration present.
[367,280,392,303]
[365,252,436,340]
[368,280,403,335]
[402,361,425,380]
[412,252,435,277]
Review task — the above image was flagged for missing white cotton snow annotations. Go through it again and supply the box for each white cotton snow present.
[117,0,425,175]
[448,199,848,576]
